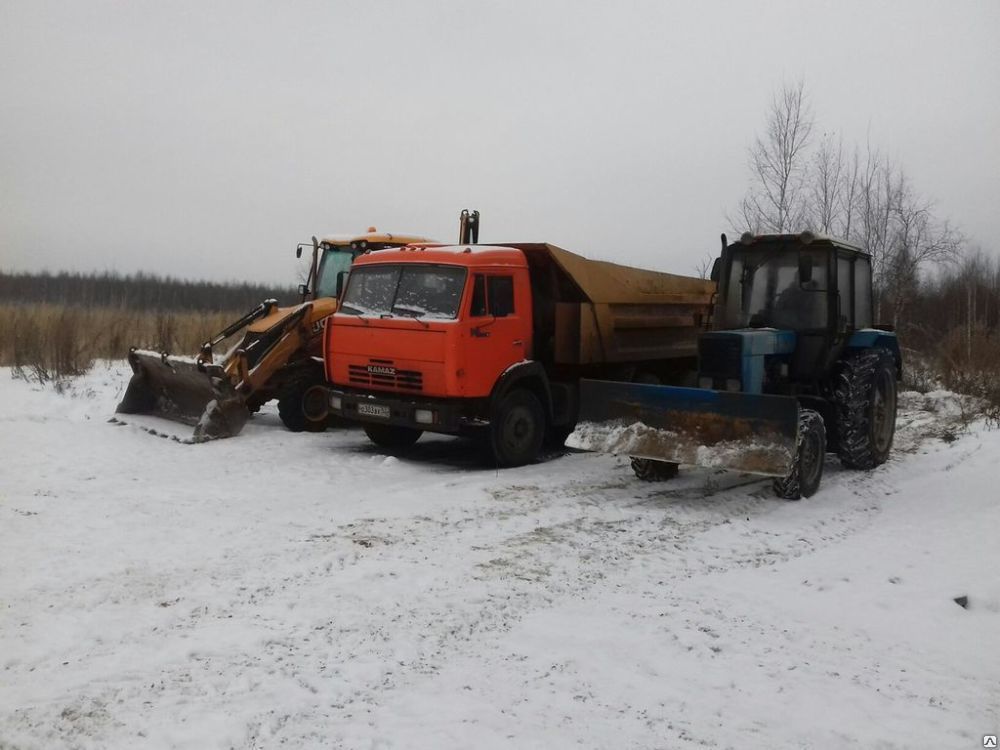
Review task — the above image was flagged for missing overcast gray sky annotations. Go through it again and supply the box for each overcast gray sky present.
[2,0,998,285]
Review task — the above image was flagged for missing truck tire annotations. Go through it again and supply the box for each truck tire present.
[629,371,680,482]
[834,348,897,470]
[773,409,825,500]
[490,388,545,467]
[363,423,423,450]
[278,376,329,433]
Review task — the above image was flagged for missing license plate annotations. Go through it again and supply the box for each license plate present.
[357,402,391,419]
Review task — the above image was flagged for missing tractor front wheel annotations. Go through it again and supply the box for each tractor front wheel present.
[363,424,423,450]
[773,409,826,500]
[631,457,680,482]
[629,371,680,482]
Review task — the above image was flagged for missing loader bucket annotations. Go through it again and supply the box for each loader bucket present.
[567,380,800,477]
[116,349,249,442]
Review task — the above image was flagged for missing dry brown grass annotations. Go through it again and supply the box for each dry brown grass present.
[1,303,246,381]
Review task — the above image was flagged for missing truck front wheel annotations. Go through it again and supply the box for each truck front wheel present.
[490,389,546,467]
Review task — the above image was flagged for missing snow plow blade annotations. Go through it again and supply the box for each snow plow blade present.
[567,380,800,477]
[116,349,249,442]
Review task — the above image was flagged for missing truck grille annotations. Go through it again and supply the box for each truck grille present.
[699,336,742,379]
[348,359,423,391]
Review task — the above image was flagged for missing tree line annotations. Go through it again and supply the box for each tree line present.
[0,269,298,312]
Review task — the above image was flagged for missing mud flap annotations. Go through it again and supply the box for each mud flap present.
[116,349,249,442]
[567,380,799,477]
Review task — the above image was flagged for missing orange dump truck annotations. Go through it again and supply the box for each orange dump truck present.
[324,242,716,465]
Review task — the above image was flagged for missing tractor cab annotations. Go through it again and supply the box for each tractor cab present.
[702,232,877,394]
[713,232,872,335]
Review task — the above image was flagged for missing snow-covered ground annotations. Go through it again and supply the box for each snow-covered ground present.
[1,363,998,750]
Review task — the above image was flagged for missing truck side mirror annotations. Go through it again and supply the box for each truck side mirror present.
[710,258,721,283]
[298,283,309,297]
[296,246,303,259]
[335,271,348,298]
[798,254,813,284]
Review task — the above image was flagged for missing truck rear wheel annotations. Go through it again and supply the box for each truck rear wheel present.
[363,423,423,450]
[834,348,897,469]
[490,389,545,467]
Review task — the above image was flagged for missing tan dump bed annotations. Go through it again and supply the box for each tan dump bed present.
[505,243,716,365]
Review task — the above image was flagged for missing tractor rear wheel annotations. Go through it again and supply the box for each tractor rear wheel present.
[363,423,423,450]
[834,348,897,469]
[773,409,825,500]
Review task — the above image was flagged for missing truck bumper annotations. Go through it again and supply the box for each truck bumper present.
[328,388,487,435]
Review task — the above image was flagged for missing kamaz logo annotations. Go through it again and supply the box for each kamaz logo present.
[367,365,396,376]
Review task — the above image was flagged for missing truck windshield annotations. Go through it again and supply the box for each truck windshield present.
[340,264,467,320]
[721,248,828,330]
[315,245,356,299]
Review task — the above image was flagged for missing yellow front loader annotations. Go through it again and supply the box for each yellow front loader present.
[115,229,431,441]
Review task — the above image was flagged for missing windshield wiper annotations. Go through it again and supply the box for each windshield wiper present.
[392,304,430,328]
[339,306,370,325]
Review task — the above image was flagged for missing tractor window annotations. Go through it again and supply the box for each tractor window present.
[854,257,873,328]
[315,245,356,298]
[724,247,829,330]
[837,254,854,328]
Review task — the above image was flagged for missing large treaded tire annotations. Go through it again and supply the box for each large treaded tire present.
[363,423,423,450]
[773,409,826,500]
[630,457,680,482]
[278,373,329,433]
[834,348,898,470]
[628,371,680,482]
[490,389,546,467]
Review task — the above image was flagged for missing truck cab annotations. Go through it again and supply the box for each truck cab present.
[325,244,534,432]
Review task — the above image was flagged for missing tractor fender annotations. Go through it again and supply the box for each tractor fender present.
[846,329,903,379]
[489,361,554,419]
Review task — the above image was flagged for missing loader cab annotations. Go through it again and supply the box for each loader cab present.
[299,230,435,302]
[313,242,360,300]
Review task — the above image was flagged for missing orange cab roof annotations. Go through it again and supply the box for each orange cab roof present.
[351,244,529,269]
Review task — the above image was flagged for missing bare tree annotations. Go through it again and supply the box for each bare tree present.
[809,132,845,234]
[738,81,814,233]
[693,252,716,280]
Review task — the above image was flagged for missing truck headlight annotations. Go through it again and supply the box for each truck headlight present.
[329,394,343,411]
[725,378,741,392]
[698,376,713,390]
[414,408,435,425]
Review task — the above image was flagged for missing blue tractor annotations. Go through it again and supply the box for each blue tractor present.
[570,232,901,499]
